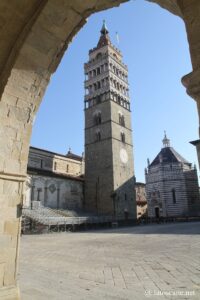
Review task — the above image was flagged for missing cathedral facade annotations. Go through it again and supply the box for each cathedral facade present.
[84,22,136,219]
[145,134,200,218]
[25,147,84,211]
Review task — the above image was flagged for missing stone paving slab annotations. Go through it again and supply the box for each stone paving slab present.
[19,222,200,300]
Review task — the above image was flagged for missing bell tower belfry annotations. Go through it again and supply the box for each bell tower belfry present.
[84,21,136,220]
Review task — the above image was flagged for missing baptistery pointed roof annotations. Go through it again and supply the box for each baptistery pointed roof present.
[162,131,170,147]
[149,133,191,167]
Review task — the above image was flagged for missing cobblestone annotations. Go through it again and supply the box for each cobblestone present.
[19,222,200,299]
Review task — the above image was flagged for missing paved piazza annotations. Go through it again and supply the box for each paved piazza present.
[19,222,200,300]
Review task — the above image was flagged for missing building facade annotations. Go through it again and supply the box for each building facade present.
[135,182,147,219]
[24,147,84,210]
[84,22,136,219]
[145,134,200,218]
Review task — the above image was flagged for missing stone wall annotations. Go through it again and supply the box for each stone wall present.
[135,183,147,219]
[25,174,83,210]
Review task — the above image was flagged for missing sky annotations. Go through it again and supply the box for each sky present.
[31,0,199,183]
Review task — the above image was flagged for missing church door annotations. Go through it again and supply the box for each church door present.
[155,207,160,218]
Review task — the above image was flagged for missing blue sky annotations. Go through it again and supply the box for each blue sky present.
[31,0,198,182]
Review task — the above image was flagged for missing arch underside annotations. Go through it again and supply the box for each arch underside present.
[147,0,182,17]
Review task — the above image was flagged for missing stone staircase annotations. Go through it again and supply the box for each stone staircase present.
[22,206,113,226]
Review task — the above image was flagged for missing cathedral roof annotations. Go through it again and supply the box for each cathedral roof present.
[150,147,190,167]
[30,146,83,161]
[66,148,82,161]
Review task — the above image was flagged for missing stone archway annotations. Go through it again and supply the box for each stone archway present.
[0,1,199,299]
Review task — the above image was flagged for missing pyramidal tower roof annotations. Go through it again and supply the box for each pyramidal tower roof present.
[97,20,111,48]
[88,20,122,57]
[150,132,191,167]
[100,19,109,35]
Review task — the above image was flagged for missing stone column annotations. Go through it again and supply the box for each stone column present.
[44,186,48,207]
[182,69,200,168]
[0,174,25,300]
[180,1,200,168]
[30,184,35,209]
[0,58,49,300]
[56,187,60,209]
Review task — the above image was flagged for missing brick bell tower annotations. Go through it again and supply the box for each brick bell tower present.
[84,21,136,220]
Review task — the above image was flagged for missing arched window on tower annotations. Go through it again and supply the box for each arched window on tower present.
[113,53,118,60]
[110,77,113,86]
[121,132,125,143]
[94,112,101,125]
[119,113,125,127]
[96,52,102,60]
[96,95,101,104]
[95,131,101,142]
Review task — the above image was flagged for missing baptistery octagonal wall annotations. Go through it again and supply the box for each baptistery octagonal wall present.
[0,1,200,299]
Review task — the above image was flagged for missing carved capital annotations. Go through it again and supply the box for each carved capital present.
[182,69,200,102]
